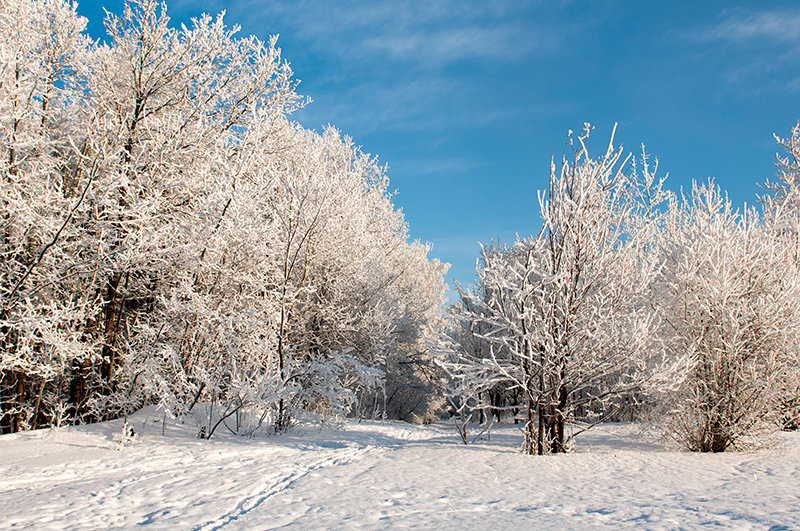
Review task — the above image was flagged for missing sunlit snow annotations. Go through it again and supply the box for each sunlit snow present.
[2,409,799,529]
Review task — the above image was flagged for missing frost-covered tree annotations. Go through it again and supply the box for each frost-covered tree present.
[0,0,94,433]
[652,181,800,451]
[762,122,800,223]
[0,0,448,434]
[66,0,303,423]
[757,122,800,431]
[442,125,668,454]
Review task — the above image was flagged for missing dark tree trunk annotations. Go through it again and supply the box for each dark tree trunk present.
[12,372,25,432]
[0,370,26,433]
[68,360,89,422]
[524,401,536,455]
[554,383,569,453]
[537,404,545,455]
[100,272,123,388]
[0,371,13,434]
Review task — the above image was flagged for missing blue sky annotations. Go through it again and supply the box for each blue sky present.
[78,0,800,297]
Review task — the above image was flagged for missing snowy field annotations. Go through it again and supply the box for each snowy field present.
[2,410,799,530]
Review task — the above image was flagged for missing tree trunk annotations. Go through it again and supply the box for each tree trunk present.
[546,405,559,453]
[0,371,13,434]
[537,404,545,455]
[12,372,25,432]
[709,418,729,453]
[68,360,89,422]
[100,272,123,389]
[0,370,26,433]
[554,383,568,453]
[276,327,289,432]
[523,400,535,455]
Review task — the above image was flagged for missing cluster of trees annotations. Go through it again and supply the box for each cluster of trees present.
[4,0,795,456]
[441,124,800,453]
[0,0,448,436]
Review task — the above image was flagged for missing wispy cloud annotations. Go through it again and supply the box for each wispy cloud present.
[165,0,586,134]
[705,9,800,45]
[295,78,462,134]
[399,157,480,177]
[296,76,540,135]
[362,24,545,64]
[687,7,800,94]
[226,0,564,67]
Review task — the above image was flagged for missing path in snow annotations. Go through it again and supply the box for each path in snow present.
[1,411,799,529]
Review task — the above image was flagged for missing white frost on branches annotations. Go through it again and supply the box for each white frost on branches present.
[440,125,669,454]
[0,0,448,436]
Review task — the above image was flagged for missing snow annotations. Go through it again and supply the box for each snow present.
[2,410,799,529]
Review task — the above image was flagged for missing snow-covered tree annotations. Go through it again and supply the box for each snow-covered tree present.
[64,0,303,423]
[442,125,668,454]
[762,122,800,224]
[652,180,800,451]
[0,0,94,433]
[757,122,800,432]
[0,0,448,434]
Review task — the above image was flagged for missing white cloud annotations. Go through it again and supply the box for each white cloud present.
[401,157,479,177]
[296,75,543,135]
[705,9,800,45]
[221,0,563,67]
[363,24,543,63]
[687,8,800,94]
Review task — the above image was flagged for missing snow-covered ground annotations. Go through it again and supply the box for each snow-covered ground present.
[2,410,799,530]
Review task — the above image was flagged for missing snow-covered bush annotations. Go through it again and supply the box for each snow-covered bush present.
[761,122,800,432]
[651,181,800,452]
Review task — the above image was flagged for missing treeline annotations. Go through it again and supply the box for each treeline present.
[440,124,800,453]
[0,0,448,436]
